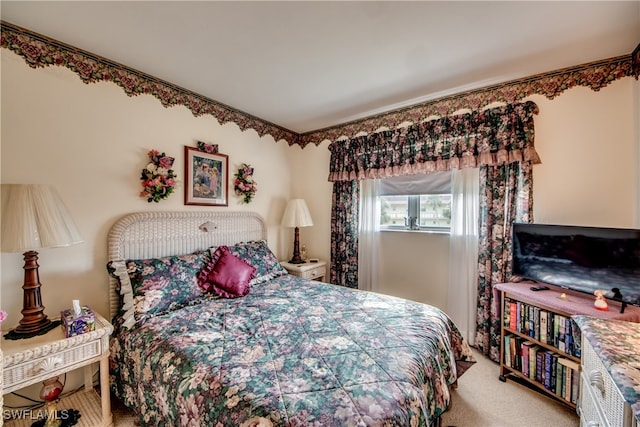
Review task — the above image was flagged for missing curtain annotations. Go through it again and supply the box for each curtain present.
[328,102,539,182]
[474,162,534,362]
[330,181,360,288]
[447,168,480,346]
[328,101,539,295]
[358,179,381,292]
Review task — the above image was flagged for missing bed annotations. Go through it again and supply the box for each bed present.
[106,211,474,426]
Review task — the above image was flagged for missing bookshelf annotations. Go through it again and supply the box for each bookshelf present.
[495,282,640,409]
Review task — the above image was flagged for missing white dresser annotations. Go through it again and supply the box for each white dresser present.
[574,316,640,427]
[580,338,637,427]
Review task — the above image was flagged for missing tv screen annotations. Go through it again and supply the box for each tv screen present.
[512,223,640,307]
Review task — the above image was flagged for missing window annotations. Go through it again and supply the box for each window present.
[378,172,452,231]
[379,172,451,231]
[380,194,451,230]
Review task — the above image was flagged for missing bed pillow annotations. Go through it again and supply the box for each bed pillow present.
[206,246,256,298]
[207,240,287,285]
[107,251,207,327]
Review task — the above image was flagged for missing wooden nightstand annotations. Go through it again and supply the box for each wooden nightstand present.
[2,312,114,426]
[280,260,327,282]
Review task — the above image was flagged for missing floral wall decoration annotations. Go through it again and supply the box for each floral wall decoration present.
[234,164,257,204]
[140,150,177,203]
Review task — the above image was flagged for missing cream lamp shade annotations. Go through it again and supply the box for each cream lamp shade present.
[2,184,83,252]
[1,184,83,338]
[281,199,313,264]
[281,198,314,229]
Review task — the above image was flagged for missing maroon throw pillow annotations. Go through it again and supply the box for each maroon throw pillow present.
[197,246,225,292]
[208,247,256,298]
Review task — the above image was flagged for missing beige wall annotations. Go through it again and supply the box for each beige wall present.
[2,48,639,325]
[0,52,296,327]
[285,141,333,264]
[531,80,638,228]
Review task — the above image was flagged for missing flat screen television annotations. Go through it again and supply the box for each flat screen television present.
[511,223,640,308]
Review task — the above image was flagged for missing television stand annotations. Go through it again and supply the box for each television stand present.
[495,281,640,408]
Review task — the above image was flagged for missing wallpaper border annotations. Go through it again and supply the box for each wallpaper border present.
[2,21,638,148]
[300,53,637,146]
[0,21,299,145]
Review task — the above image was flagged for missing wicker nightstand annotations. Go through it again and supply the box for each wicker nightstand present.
[280,260,327,282]
[2,312,114,426]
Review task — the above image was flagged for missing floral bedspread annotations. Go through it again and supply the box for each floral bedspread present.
[110,275,475,426]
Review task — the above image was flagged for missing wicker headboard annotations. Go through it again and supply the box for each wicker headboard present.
[107,211,267,319]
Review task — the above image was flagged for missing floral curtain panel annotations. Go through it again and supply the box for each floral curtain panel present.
[475,162,534,362]
[328,101,540,182]
[330,181,360,288]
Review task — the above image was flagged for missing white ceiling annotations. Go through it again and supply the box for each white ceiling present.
[2,1,639,133]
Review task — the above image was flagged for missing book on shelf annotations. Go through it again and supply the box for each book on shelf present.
[544,351,553,390]
[504,299,510,327]
[557,314,566,353]
[504,335,511,366]
[515,337,525,371]
[570,321,582,357]
[509,300,517,331]
[564,317,573,355]
[535,349,544,383]
[510,336,519,370]
[528,305,535,337]
[564,365,571,400]
[553,314,560,348]
[546,311,554,345]
[556,360,565,397]
[571,367,580,404]
[558,357,580,403]
[521,341,534,377]
[552,354,560,395]
[540,311,548,343]
[529,345,539,380]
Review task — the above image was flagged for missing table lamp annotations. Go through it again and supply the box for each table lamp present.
[1,184,83,339]
[281,199,313,264]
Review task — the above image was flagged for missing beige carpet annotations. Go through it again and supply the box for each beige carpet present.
[441,348,579,427]
[112,348,580,426]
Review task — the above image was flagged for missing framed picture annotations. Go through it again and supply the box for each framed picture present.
[184,146,228,206]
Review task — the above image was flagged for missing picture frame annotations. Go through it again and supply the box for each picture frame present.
[184,146,228,206]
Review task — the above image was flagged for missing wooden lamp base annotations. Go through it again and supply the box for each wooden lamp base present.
[10,250,55,338]
[288,226,305,264]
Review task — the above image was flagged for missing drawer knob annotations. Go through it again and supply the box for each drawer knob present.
[589,370,605,395]
[34,357,63,374]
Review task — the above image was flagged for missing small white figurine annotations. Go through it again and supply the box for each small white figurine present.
[594,290,608,311]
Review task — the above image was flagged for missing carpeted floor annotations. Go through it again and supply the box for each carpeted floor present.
[440,348,579,427]
[111,348,580,426]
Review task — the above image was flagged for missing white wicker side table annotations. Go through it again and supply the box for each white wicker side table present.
[280,260,327,282]
[2,312,114,426]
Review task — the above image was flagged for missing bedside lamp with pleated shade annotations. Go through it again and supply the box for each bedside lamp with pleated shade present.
[1,184,83,339]
[281,199,313,264]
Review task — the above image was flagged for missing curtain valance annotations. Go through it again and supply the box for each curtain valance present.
[328,101,541,182]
